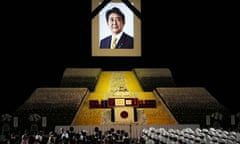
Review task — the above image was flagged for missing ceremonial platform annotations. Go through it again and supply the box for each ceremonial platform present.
[10,68,231,136]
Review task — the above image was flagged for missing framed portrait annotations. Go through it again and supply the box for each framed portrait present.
[91,0,141,57]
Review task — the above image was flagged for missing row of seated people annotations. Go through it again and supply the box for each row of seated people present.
[2,125,239,144]
[7,95,87,133]
[1,111,240,137]
[27,88,89,104]
[0,126,132,144]
[6,88,90,133]
[141,127,240,144]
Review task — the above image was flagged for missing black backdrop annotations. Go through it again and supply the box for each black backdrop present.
[1,1,239,114]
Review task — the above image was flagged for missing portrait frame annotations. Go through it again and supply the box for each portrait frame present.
[91,0,141,57]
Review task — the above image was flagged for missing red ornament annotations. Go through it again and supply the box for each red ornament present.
[120,111,128,119]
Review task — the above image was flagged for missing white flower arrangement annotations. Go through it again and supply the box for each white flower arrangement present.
[1,113,12,122]
[28,113,41,122]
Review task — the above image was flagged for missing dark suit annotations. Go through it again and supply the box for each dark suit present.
[100,32,133,48]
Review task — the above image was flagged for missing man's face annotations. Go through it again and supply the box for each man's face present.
[108,13,124,35]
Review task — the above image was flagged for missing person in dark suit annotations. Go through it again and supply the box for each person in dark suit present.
[100,7,133,49]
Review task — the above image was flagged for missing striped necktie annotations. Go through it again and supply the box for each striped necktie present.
[111,37,117,49]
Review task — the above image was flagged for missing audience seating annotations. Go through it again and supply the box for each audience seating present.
[133,68,176,91]
[12,88,89,133]
[60,68,102,91]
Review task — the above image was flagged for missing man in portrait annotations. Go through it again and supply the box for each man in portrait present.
[100,7,133,49]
